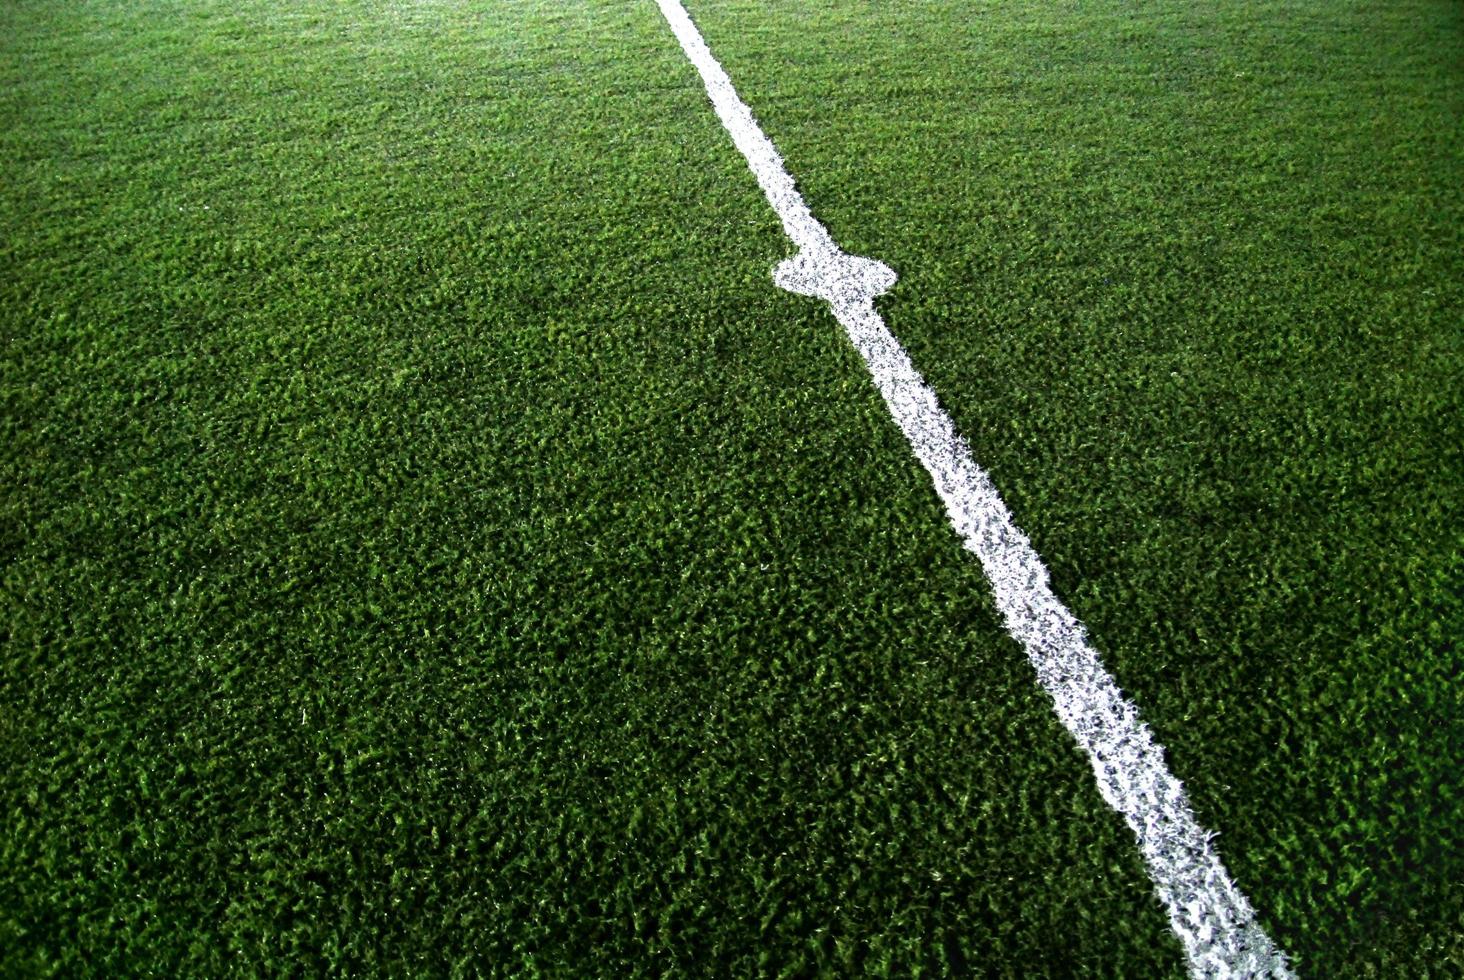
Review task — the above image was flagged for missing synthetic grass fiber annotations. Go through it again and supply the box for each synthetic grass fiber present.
[2,0,1461,976]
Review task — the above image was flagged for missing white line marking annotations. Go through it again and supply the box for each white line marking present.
[655,2,1292,976]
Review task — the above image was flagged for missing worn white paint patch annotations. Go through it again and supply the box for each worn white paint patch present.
[655,1,1292,977]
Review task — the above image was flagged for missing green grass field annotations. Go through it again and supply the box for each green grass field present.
[3,0,1460,975]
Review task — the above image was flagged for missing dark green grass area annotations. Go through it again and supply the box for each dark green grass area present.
[0,0,1459,976]
[693,0,1464,974]
[1,0,1177,974]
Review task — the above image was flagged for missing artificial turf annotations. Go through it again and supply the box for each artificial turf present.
[2,0,1460,975]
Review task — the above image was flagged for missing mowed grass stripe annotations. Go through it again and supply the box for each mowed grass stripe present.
[5,0,1186,974]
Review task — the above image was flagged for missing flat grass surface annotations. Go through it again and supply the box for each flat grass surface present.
[2,0,1460,975]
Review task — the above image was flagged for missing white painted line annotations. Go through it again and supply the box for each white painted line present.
[655,2,1292,977]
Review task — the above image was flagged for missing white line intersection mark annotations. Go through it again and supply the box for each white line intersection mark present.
[656,1,1292,976]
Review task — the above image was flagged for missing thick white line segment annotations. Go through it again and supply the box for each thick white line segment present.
[655,2,1292,977]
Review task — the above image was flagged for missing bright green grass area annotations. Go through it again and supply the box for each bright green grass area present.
[1,0,1459,976]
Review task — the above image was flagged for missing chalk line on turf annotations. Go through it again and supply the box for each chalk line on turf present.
[654,1,1292,976]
